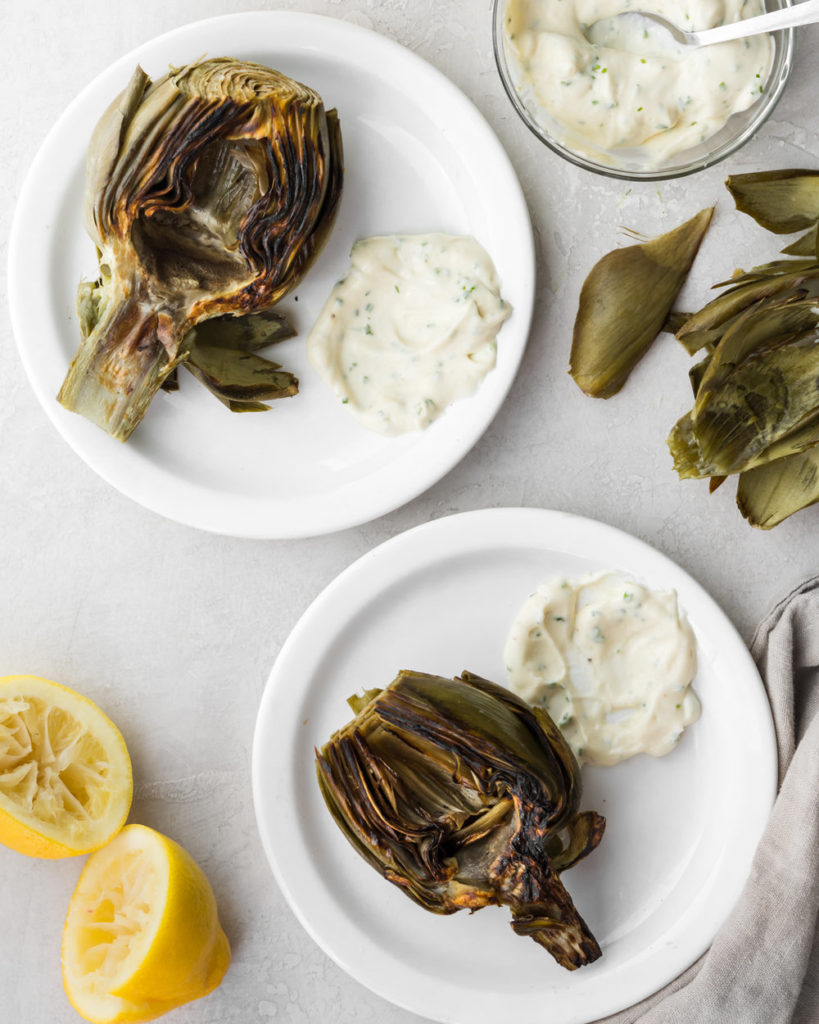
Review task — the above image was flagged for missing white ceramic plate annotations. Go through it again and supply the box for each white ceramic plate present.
[7,13,533,539]
[252,507,777,1024]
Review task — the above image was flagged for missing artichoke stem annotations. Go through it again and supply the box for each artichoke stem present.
[58,288,181,442]
[508,865,602,969]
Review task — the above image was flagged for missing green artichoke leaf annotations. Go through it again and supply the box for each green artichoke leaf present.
[59,57,343,440]
[186,309,296,351]
[571,208,713,397]
[316,669,605,971]
[737,447,819,528]
[781,223,819,258]
[221,399,273,413]
[675,266,819,352]
[688,301,819,475]
[710,257,819,289]
[668,412,703,479]
[726,170,819,234]
[695,298,818,394]
[183,344,298,403]
[670,404,819,480]
[663,311,693,336]
[688,349,714,397]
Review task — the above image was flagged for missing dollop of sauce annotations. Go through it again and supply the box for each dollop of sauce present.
[307,234,511,435]
[504,572,700,765]
[503,0,773,167]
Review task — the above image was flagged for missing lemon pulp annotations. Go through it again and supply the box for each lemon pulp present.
[63,824,230,1024]
[0,675,132,857]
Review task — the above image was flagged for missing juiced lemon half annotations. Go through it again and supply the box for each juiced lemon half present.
[62,824,231,1023]
[0,674,132,857]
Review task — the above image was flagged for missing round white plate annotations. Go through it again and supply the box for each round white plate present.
[252,507,777,1024]
[7,13,533,539]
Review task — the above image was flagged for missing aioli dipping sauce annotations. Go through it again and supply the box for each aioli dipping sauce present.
[307,234,511,435]
[504,572,700,765]
[503,0,773,167]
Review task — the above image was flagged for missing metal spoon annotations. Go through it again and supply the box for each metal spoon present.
[587,0,819,49]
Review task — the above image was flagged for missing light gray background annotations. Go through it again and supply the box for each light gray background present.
[1,2,817,1022]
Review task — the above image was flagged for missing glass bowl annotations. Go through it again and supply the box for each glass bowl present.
[492,0,795,181]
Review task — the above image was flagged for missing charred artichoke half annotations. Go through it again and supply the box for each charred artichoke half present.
[316,670,605,970]
[59,57,343,440]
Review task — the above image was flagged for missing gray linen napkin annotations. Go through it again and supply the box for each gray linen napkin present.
[598,575,819,1024]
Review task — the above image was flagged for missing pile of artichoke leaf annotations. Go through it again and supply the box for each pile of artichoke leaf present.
[571,170,819,529]
[59,57,343,441]
[316,669,605,971]
[670,171,819,529]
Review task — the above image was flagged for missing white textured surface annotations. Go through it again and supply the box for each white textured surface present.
[0,2,817,1023]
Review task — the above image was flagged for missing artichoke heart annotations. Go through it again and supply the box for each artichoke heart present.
[316,669,605,971]
[59,57,343,440]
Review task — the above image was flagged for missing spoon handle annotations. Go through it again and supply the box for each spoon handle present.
[695,0,819,46]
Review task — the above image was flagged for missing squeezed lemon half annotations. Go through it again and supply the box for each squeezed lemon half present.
[0,675,132,857]
[62,824,231,1023]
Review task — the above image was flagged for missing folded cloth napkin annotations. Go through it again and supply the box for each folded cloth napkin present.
[598,575,819,1024]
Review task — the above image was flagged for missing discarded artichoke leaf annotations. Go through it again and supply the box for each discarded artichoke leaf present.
[187,309,296,351]
[688,350,713,396]
[570,208,713,398]
[743,413,819,470]
[670,299,819,478]
[737,447,819,528]
[664,311,692,335]
[781,223,819,258]
[59,57,343,440]
[184,345,298,403]
[726,170,819,234]
[695,299,819,404]
[668,413,702,478]
[676,319,737,356]
[691,301,819,475]
[316,669,605,971]
[670,399,819,480]
[709,476,727,493]
[711,257,819,289]
[676,267,819,349]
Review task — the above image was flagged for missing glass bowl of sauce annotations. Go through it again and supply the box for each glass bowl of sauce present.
[493,0,795,180]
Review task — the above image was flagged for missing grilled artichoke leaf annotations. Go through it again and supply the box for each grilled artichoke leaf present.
[184,344,297,402]
[316,669,605,971]
[726,170,819,234]
[186,309,296,351]
[570,208,712,397]
[59,57,343,440]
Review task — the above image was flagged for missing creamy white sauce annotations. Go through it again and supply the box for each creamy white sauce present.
[503,0,773,167]
[504,572,700,765]
[306,234,511,435]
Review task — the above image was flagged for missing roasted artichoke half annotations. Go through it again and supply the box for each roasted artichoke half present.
[59,57,343,440]
[316,669,605,970]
